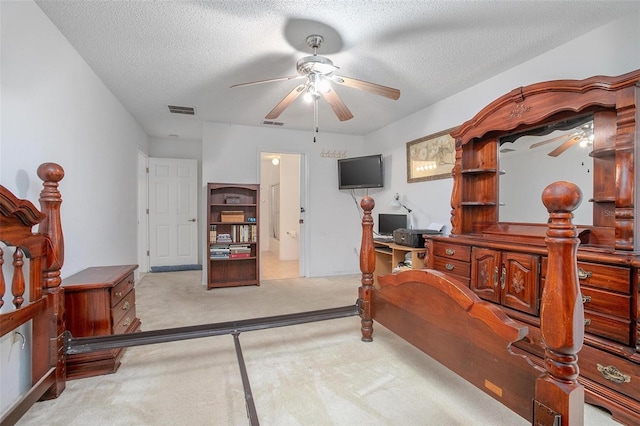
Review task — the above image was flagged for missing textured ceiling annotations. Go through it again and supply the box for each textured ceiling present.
[36,1,639,141]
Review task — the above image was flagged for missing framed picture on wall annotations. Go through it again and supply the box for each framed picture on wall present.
[406,127,457,183]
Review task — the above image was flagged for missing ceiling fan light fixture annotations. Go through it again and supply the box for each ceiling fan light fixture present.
[317,78,331,93]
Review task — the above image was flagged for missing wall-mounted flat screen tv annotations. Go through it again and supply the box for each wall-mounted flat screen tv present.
[337,154,384,190]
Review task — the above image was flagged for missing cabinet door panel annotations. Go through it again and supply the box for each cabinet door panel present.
[471,247,500,303]
[501,252,539,315]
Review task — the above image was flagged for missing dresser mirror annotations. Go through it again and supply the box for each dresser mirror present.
[498,115,594,224]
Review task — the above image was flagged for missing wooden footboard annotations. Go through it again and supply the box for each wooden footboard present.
[374,269,536,419]
[0,163,65,425]
[358,181,585,425]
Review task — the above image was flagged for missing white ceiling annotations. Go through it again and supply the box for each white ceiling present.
[36,1,639,141]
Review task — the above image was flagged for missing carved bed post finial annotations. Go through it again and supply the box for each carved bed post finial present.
[37,163,64,288]
[535,180,584,425]
[359,196,375,342]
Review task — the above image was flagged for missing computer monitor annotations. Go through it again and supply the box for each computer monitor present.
[378,213,407,236]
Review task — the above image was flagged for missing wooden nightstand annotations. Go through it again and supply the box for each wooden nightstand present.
[62,264,140,379]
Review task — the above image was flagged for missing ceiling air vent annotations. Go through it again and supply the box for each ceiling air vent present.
[262,120,284,126]
[167,105,195,115]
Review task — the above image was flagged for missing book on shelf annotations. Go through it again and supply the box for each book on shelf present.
[229,252,251,259]
[209,224,217,243]
[230,246,251,255]
[216,233,232,243]
[229,225,258,243]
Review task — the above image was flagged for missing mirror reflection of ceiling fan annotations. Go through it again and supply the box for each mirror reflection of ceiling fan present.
[230,34,400,123]
[528,121,594,157]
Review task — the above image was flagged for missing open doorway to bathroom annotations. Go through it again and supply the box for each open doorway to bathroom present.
[260,152,303,280]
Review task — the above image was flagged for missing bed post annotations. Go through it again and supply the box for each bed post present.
[36,162,66,398]
[535,181,584,425]
[359,196,375,342]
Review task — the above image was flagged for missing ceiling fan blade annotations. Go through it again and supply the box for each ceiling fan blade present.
[528,133,575,150]
[265,85,305,119]
[230,75,302,89]
[548,135,583,157]
[320,89,354,121]
[331,75,400,100]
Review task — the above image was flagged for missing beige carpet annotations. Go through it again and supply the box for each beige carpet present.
[18,271,616,425]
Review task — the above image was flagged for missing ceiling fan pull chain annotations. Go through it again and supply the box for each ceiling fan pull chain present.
[313,98,319,143]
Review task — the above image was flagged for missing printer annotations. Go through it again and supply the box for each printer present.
[393,228,443,248]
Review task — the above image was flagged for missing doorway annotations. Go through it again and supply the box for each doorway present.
[137,150,149,274]
[148,157,199,271]
[260,152,304,280]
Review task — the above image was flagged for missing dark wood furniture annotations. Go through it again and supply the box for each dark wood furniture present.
[359,180,585,425]
[0,163,65,425]
[422,70,640,424]
[207,183,260,289]
[62,264,140,379]
[359,182,584,425]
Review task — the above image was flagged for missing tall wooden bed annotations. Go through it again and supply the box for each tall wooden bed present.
[0,163,66,425]
[358,181,585,425]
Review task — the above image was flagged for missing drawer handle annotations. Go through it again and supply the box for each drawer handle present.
[445,263,455,271]
[493,266,498,288]
[578,268,593,280]
[582,295,591,304]
[122,317,131,328]
[500,266,506,290]
[115,291,122,298]
[445,248,455,256]
[122,301,130,311]
[584,319,591,326]
[597,363,631,384]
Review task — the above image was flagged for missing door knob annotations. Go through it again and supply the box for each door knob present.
[188,218,196,222]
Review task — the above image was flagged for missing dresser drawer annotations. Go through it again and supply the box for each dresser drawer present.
[433,242,471,262]
[433,256,471,279]
[584,310,632,345]
[111,290,135,329]
[581,286,631,320]
[113,306,137,335]
[111,272,135,307]
[579,343,640,402]
[577,261,630,294]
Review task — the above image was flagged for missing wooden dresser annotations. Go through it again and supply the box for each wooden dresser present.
[425,70,640,425]
[62,264,140,379]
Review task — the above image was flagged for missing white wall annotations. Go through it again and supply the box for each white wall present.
[1,1,149,275]
[365,14,640,235]
[1,1,148,416]
[202,123,368,277]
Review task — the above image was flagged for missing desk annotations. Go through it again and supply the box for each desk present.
[374,241,426,285]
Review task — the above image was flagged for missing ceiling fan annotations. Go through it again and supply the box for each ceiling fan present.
[528,122,594,157]
[230,34,401,123]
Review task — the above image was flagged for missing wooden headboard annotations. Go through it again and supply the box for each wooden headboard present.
[0,163,65,425]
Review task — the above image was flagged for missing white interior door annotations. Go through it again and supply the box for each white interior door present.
[137,150,149,273]
[148,158,198,269]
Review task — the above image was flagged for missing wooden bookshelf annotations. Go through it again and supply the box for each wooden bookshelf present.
[207,183,260,289]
